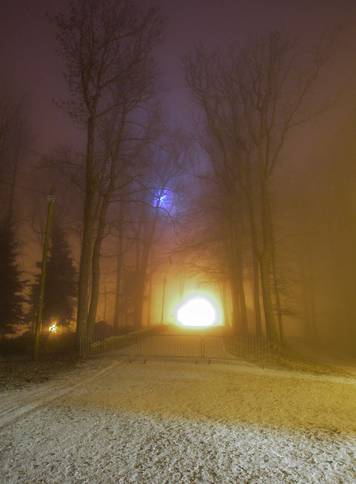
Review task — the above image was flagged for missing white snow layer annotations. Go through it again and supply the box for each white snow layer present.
[0,359,355,483]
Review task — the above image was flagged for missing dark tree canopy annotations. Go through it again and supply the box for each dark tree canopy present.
[0,220,25,334]
[29,224,77,326]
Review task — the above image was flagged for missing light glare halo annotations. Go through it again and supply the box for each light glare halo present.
[177,297,216,327]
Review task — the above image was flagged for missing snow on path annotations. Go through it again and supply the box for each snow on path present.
[0,358,355,483]
[0,360,121,428]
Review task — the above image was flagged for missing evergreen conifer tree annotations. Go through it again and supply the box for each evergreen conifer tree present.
[0,219,25,335]
[29,224,77,326]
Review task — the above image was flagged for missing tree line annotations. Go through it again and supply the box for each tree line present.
[1,0,355,356]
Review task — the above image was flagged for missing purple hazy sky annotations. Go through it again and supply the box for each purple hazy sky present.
[1,0,355,154]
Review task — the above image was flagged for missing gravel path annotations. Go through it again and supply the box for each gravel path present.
[1,354,355,483]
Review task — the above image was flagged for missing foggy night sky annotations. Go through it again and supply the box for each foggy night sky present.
[1,0,356,158]
[1,0,356,347]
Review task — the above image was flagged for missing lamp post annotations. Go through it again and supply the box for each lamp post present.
[33,195,55,361]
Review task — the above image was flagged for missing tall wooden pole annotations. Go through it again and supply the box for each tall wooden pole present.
[33,195,55,361]
[160,276,166,325]
[113,212,123,330]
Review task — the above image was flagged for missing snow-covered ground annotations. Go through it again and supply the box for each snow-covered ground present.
[1,353,355,483]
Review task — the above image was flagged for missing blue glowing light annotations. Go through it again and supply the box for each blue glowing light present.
[153,188,173,211]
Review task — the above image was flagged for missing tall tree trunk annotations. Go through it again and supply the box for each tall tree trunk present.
[134,209,159,328]
[228,237,248,335]
[231,213,248,336]
[267,193,283,345]
[235,251,248,336]
[259,253,277,343]
[76,116,96,354]
[252,253,262,338]
[259,184,278,344]
[220,281,229,327]
[87,197,110,337]
[86,233,101,338]
[230,277,240,334]
[271,229,284,346]
[113,221,123,331]
[300,247,318,344]
[246,191,262,338]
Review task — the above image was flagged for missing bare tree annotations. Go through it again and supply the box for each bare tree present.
[186,31,330,344]
[53,0,161,351]
[86,104,161,334]
[0,94,31,222]
[111,131,187,329]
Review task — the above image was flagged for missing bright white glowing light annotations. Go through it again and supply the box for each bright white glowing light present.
[177,297,216,327]
[49,321,58,334]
